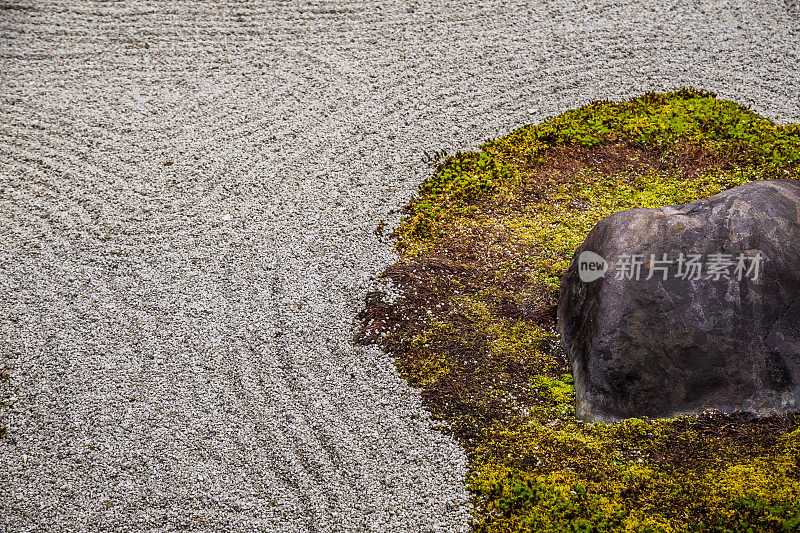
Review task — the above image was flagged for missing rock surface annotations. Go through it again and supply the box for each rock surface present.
[558,180,800,421]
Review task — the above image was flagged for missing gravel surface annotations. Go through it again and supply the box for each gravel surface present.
[0,1,798,531]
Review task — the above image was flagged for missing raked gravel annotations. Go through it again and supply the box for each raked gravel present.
[0,1,798,531]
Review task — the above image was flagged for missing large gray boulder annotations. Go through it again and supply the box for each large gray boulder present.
[558,180,800,421]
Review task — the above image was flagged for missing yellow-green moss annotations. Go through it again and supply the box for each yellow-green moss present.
[357,89,800,532]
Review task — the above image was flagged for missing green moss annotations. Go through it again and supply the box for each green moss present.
[530,374,575,418]
[397,151,519,254]
[485,89,800,174]
[357,89,800,532]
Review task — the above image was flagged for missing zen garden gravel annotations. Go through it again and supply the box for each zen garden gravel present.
[0,0,798,531]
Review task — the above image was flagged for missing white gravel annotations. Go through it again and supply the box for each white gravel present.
[0,0,798,531]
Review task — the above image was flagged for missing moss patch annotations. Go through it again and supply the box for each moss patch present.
[357,89,800,532]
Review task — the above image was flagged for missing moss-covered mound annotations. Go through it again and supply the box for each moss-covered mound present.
[357,89,800,532]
